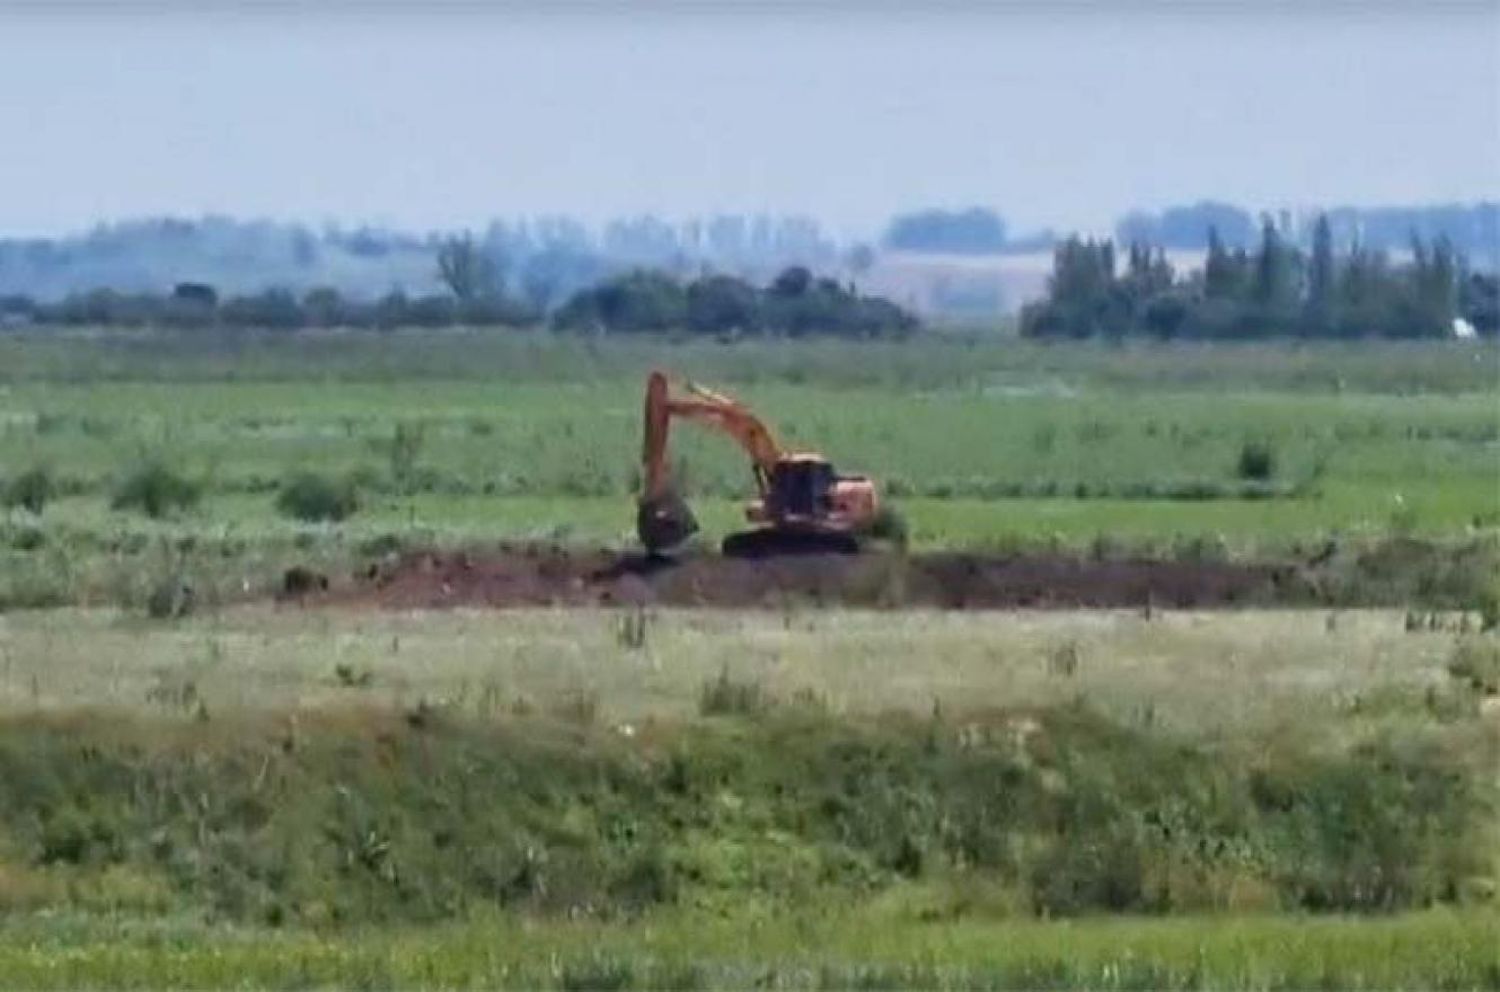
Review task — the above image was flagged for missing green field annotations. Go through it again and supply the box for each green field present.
[0,334,1496,611]
[1,331,1498,988]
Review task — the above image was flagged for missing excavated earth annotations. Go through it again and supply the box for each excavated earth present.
[316,544,1306,611]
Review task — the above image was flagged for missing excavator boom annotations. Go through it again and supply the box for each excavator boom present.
[642,371,783,503]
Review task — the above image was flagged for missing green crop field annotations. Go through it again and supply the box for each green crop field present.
[0,332,1496,613]
[0,330,1497,988]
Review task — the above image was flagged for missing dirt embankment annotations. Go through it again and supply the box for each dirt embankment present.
[316,545,1298,611]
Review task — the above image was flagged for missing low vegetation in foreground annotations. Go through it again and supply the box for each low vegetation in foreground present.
[0,604,1495,988]
[0,695,1494,988]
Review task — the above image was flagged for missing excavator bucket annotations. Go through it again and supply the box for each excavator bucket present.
[637,370,697,552]
[637,489,698,553]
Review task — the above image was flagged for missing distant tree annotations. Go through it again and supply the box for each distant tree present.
[771,265,813,298]
[520,266,561,313]
[553,270,687,334]
[687,274,761,335]
[1115,201,1256,249]
[172,282,218,308]
[302,286,347,328]
[1406,234,1459,337]
[373,290,411,331]
[406,294,458,328]
[161,282,218,329]
[220,289,304,331]
[1203,227,1245,300]
[554,265,916,338]
[1460,271,1499,336]
[882,208,1008,254]
[1251,216,1299,312]
[436,234,497,303]
[846,243,876,281]
[1304,214,1336,333]
[1019,237,1124,339]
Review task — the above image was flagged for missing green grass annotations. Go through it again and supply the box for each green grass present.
[0,909,1494,989]
[0,607,1483,735]
[0,697,1491,922]
[0,337,1494,584]
[2,329,1495,393]
[0,603,1494,987]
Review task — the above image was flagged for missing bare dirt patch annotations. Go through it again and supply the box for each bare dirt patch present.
[329,544,1294,611]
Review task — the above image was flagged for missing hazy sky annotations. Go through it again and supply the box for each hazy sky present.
[1,3,1496,239]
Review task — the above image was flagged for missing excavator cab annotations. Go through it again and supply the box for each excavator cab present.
[767,457,836,519]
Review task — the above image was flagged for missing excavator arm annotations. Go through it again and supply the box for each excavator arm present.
[638,370,785,551]
[641,371,784,502]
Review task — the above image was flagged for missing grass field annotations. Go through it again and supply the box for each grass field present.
[0,604,1496,987]
[0,606,1478,734]
[0,334,1495,612]
[1,909,1495,989]
[0,331,1497,988]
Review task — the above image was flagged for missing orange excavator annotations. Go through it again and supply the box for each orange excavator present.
[636,370,880,557]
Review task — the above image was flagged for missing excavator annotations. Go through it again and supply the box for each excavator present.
[636,370,880,557]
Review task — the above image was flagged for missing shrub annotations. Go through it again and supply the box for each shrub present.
[863,505,910,550]
[275,472,360,523]
[146,576,194,619]
[1236,440,1276,481]
[111,462,202,519]
[2,466,54,515]
[1475,582,1500,633]
[1447,639,1500,695]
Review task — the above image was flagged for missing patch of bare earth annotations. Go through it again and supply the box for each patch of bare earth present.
[319,545,1293,611]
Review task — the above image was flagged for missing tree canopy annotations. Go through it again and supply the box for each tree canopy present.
[1023,215,1496,341]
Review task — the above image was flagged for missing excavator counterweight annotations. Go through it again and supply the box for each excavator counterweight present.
[635,370,880,556]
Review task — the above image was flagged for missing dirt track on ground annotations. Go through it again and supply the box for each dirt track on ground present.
[314,545,1298,611]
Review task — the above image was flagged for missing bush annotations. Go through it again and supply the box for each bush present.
[146,577,194,620]
[275,472,360,523]
[111,462,202,519]
[863,505,910,550]
[1236,440,1276,481]
[2,466,53,514]
[1447,639,1500,695]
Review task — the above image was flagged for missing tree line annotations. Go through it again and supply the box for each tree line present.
[1021,216,1498,340]
[0,249,919,339]
[0,213,847,305]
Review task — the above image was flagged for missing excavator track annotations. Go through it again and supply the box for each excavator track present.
[721,528,860,559]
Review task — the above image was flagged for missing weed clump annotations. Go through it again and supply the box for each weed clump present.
[699,667,770,715]
[863,505,910,550]
[112,462,202,519]
[145,576,194,619]
[1236,440,1276,481]
[616,606,650,650]
[275,471,360,523]
[2,465,54,515]
[1447,639,1499,696]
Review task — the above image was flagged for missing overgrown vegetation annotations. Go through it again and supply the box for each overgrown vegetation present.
[0,700,1489,928]
[2,465,53,514]
[110,462,202,519]
[275,471,360,523]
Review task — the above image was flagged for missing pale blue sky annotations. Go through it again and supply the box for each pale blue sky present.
[1,3,1496,238]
